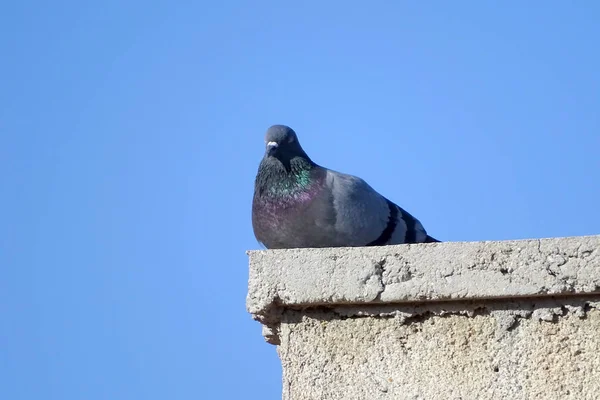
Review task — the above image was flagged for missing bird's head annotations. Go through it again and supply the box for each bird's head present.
[263,125,307,160]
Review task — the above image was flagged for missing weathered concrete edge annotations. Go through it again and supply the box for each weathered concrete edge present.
[247,235,600,344]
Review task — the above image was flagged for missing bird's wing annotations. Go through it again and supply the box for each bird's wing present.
[311,169,391,246]
[321,168,431,245]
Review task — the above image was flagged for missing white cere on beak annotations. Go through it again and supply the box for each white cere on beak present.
[267,141,279,148]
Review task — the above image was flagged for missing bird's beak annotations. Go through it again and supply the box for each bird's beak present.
[266,141,279,155]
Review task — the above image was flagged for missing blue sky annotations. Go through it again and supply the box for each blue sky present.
[2,2,599,399]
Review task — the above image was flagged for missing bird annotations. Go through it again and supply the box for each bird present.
[252,125,439,249]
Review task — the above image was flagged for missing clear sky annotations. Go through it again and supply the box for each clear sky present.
[2,2,599,399]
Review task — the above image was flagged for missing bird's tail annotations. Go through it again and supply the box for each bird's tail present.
[424,235,440,243]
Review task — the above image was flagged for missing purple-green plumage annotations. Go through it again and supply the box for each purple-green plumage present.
[252,129,328,248]
[252,125,439,249]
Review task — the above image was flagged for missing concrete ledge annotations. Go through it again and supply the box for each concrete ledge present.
[247,236,600,399]
[247,236,600,344]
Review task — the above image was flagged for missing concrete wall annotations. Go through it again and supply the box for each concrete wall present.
[247,236,600,400]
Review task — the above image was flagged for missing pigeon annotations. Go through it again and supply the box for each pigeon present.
[252,125,439,249]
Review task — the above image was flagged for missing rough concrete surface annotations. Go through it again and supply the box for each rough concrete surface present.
[246,236,600,399]
[279,299,600,400]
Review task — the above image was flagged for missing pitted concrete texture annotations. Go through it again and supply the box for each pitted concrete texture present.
[278,299,600,400]
[246,236,600,399]
[247,236,600,344]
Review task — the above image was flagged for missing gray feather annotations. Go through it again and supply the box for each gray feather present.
[252,125,438,249]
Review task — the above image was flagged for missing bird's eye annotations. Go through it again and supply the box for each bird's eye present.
[288,136,295,143]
